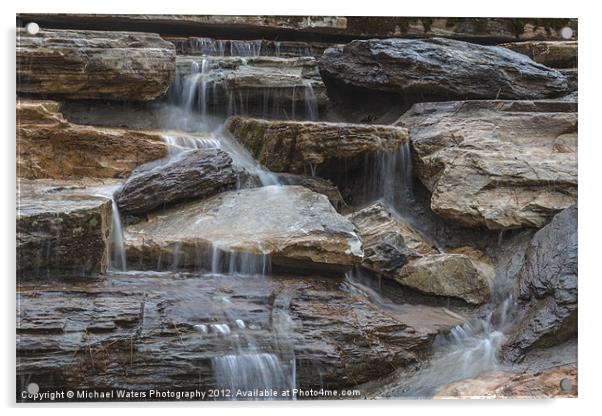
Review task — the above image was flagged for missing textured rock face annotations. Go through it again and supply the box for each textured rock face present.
[319,38,570,104]
[501,206,578,362]
[398,100,577,229]
[17,29,175,101]
[125,186,363,275]
[16,273,463,395]
[17,180,113,278]
[274,173,348,213]
[226,116,408,173]
[17,99,169,179]
[434,365,577,398]
[500,41,577,68]
[115,149,238,216]
[349,203,493,304]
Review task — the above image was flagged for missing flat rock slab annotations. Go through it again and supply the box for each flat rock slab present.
[397,99,577,229]
[499,41,577,68]
[17,99,169,179]
[125,186,363,275]
[17,29,175,101]
[226,116,408,173]
[319,38,570,104]
[349,203,494,304]
[17,180,119,278]
[17,272,462,396]
[115,149,238,216]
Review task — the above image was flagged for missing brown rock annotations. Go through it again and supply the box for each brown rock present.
[17,99,171,179]
[17,29,175,101]
[499,41,577,68]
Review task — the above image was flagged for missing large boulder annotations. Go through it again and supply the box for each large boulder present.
[499,41,577,68]
[397,99,577,229]
[319,38,570,105]
[226,116,408,173]
[500,206,578,361]
[125,186,363,275]
[349,203,493,304]
[114,149,238,216]
[17,29,175,101]
[17,180,114,278]
[434,365,577,398]
[16,272,464,398]
[17,99,169,179]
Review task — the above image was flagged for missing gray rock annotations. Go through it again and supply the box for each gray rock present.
[115,149,238,216]
[501,205,578,361]
[274,172,348,213]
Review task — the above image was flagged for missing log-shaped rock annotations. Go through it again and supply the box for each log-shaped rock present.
[398,99,577,229]
[17,29,175,101]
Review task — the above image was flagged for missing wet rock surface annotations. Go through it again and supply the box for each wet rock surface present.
[434,364,577,398]
[17,180,114,278]
[226,116,408,174]
[16,272,463,393]
[398,99,577,229]
[499,41,577,69]
[501,206,578,362]
[273,173,348,213]
[115,149,238,216]
[17,29,175,101]
[124,186,362,275]
[17,99,169,179]
[349,203,494,304]
[319,38,570,107]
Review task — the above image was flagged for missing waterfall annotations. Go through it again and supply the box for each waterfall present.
[108,196,127,272]
[303,81,319,121]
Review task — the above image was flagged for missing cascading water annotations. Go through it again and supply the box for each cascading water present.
[108,197,127,271]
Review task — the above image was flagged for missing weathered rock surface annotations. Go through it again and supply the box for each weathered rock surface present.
[173,56,327,118]
[319,38,570,106]
[349,203,493,304]
[125,186,363,275]
[17,180,115,278]
[397,99,577,229]
[17,29,175,101]
[18,15,576,42]
[226,116,408,173]
[16,272,464,398]
[17,99,170,179]
[501,206,578,362]
[499,41,577,68]
[274,173,348,213]
[115,149,238,216]
[434,365,577,398]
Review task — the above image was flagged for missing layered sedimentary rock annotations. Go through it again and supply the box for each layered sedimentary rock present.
[434,365,577,398]
[274,173,348,213]
[115,149,238,216]
[17,99,170,179]
[17,29,175,101]
[501,206,578,361]
[17,180,115,278]
[173,56,327,117]
[499,41,577,68]
[16,272,463,395]
[397,99,577,229]
[319,38,570,105]
[349,203,493,304]
[226,116,408,173]
[125,186,362,274]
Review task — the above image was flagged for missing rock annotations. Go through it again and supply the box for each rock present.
[173,56,327,118]
[397,99,577,229]
[17,272,463,396]
[499,41,577,68]
[115,149,238,216]
[17,29,175,101]
[500,206,578,362]
[274,173,348,212]
[434,365,577,398]
[17,100,170,179]
[348,203,493,304]
[226,116,408,174]
[319,38,570,107]
[125,186,363,275]
[17,180,115,278]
